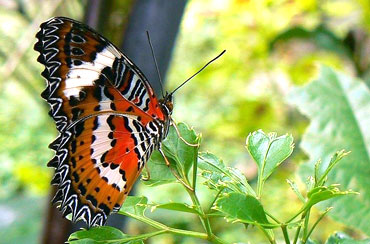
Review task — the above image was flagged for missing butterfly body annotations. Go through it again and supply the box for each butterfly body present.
[35,17,173,227]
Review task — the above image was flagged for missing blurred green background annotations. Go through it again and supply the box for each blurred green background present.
[0,0,369,243]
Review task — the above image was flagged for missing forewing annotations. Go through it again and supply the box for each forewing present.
[34,16,165,132]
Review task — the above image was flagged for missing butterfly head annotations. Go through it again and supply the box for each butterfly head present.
[159,92,174,117]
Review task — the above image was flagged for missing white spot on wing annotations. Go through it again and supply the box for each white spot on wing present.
[63,48,115,98]
[63,87,81,98]
[101,167,126,190]
[91,115,112,159]
[91,115,126,191]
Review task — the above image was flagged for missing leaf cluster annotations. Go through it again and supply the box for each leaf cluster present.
[69,125,357,244]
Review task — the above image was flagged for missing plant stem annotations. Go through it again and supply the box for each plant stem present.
[293,225,301,244]
[281,224,290,244]
[207,188,223,213]
[265,211,281,224]
[302,209,311,242]
[120,211,208,239]
[258,226,276,244]
[110,230,167,243]
[293,211,307,244]
[182,178,228,244]
[302,208,332,244]
[286,207,306,223]
[186,187,213,236]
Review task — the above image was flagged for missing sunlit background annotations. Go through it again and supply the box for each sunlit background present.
[0,0,369,243]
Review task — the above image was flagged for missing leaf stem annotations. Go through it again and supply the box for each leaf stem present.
[258,225,276,244]
[302,208,332,244]
[281,224,290,244]
[207,188,223,213]
[183,179,227,244]
[302,209,311,241]
[293,211,307,244]
[186,187,213,236]
[111,230,167,243]
[286,207,306,223]
[265,211,281,224]
[293,224,301,244]
[120,211,208,239]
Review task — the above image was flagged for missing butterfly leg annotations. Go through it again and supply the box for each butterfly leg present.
[158,146,171,166]
[141,164,151,181]
[171,119,200,147]
[158,146,194,191]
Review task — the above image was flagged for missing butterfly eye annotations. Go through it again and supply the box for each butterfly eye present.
[166,101,174,113]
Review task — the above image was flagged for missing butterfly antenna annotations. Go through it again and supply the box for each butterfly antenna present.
[146,31,165,97]
[171,50,226,95]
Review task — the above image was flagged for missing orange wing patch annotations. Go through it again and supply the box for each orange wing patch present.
[48,114,158,226]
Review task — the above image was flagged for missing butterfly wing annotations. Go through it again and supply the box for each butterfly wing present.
[35,17,165,130]
[49,114,160,226]
[35,17,166,226]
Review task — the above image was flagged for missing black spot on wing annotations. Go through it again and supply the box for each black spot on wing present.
[73,171,80,183]
[71,34,86,43]
[98,203,111,216]
[78,183,86,195]
[107,115,115,130]
[86,194,97,206]
[110,163,119,170]
[93,117,99,130]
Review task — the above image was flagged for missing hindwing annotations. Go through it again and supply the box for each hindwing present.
[49,114,160,226]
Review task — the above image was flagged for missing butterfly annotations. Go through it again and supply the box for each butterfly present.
[34,16,224,227]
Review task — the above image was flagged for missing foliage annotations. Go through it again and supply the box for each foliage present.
[0,0,369,243]
[69,226,144,244]
[69,123,358,244]
[326,232,370,244]
[288,66,370,235]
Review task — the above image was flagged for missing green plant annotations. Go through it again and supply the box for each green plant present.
[67,124,357,244]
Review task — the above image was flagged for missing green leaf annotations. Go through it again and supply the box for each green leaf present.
[316,150,351,186]
[246,130,294,181]
[152,202,200,214]
[304,185,357,210]
[288,65,370,234]
[325,232,370,244]
[162,122,199,177]
[68,226,143,244]
[306,239,321,244]
[143,122,198,186]
[119,196,148,217]
[214,192,273,228]
[142,151,176,186]
[198,152,255,196]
